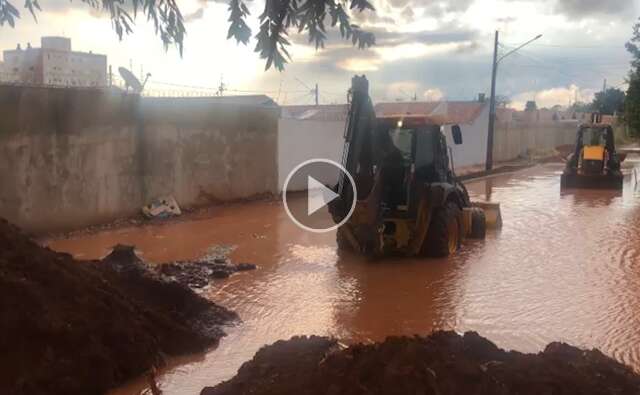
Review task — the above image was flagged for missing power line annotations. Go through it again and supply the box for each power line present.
[503,42,625,49]
[146,79,308,95]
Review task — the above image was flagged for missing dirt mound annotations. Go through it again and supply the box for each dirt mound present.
[0,219,237,395]
[202,331,640,395]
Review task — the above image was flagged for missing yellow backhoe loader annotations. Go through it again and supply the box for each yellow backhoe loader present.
[328,76,501,258]
[561,114,623,190]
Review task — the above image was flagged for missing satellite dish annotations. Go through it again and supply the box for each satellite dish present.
[118,67,144,94]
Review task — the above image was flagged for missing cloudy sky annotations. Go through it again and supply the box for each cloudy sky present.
[1,0,639,108]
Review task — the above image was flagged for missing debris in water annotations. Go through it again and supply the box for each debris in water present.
[157,256,257,289]
[201,331,640,395]
[236,262,257,271]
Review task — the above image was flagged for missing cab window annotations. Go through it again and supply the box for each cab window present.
[389,128,414,162]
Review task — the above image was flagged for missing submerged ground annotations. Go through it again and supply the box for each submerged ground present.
[48,159,640,395]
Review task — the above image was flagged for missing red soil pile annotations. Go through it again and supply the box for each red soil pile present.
[203,331,640,395]
[0,219,237,395]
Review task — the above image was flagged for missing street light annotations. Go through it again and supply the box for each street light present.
[485,32,543,171]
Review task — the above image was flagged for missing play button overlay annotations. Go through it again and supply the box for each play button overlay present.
[307,176,339,215]
[283,158,357,233]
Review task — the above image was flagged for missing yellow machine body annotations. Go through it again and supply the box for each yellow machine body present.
[582,145,605,162]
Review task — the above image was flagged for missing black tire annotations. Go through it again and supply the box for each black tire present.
[422,202,462,257]
[470,208,486,239]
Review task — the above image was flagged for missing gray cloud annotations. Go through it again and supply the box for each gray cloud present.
[553,0,636,18]
[380,0,474,18]
[401,6,415,21]
[351,9,397,25]
[372,26,479,46]
[444,0,474,13]
[554,0,638,19]
[25,0,102,16]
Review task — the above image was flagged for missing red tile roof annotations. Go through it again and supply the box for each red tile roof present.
[374,102,440,117]
[375,101,486,125]
[438,102,486,124]
[281,104,348,121]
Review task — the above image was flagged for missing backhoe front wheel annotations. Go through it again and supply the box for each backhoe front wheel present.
[423,202,462,257]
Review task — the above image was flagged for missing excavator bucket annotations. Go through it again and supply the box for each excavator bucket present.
[471,201,502,229]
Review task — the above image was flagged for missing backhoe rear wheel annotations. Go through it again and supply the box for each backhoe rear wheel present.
[422,202,462,257]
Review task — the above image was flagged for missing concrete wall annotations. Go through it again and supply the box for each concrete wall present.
[0,86,141,232]
[141,98,279,203]
[493,119,577,162]
[0,86,279,233]
[278,118,345,191]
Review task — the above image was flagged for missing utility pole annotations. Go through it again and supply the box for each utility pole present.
[314,83,319,105]
[217,75,226,96]
[486,31,499,171]
[485,31,542,171]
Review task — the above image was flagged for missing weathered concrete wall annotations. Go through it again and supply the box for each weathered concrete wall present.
[141,98,279,204]
[0,86,279,233]
[493,120,577,162]
[0,86,141,232]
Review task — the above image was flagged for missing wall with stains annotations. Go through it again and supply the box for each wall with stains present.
[494,120,577,162]
[0,86,141,232]
[0,86,279,233]
[140,98,279,204]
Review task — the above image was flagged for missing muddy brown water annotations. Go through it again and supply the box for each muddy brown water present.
[47,160,640,395]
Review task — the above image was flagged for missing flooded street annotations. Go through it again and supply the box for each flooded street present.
[48,160,640,395]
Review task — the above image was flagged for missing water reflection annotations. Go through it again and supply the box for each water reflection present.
[560,189,623,207]
[331,250,468,343]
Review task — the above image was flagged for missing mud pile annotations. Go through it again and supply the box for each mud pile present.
[0,219,237,395]
[203,331,640,395]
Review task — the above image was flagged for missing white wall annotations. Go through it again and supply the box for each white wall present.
[443,105,489,170]
[278,118,345,192]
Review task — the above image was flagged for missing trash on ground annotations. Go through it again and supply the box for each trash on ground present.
[142,195,182,219]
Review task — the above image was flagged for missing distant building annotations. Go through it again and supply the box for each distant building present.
[1,37,107,87]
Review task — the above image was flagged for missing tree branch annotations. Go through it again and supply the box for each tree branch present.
[0,0,376,71]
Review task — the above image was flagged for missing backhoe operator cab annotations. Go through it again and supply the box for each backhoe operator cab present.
[374,116,467,215]
[329,75,494,258]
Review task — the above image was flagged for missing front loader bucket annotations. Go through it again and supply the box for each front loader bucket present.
[471,201,502,229]
[560,172,623,190]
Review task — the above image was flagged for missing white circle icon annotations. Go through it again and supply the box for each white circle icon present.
[282,158,357,233]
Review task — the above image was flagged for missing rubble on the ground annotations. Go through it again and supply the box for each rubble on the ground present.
[158,259,256,288]
[202,331,640,395]
[156,245,257,289]
[0,219,237,395]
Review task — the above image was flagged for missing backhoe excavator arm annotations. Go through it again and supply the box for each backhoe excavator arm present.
[331,76,377,221]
